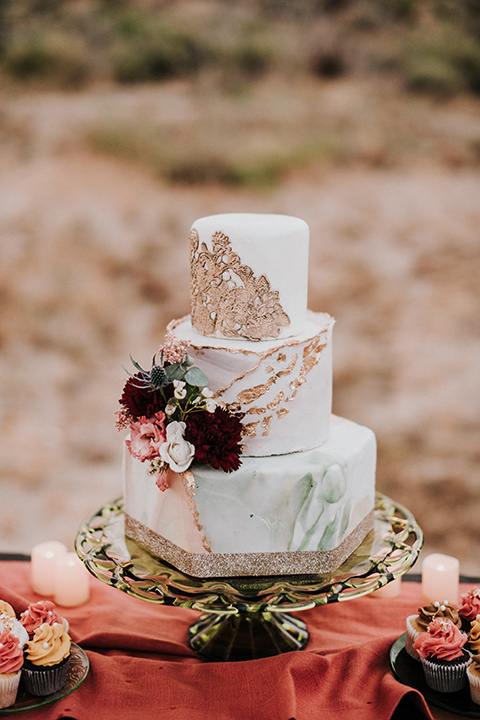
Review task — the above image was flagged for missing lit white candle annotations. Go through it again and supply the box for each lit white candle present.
[373,577,402,598]
[31,541,68,595]
[421,553,459,604]
[53,552,90,607]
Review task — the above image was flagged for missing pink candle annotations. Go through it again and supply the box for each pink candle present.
[31,541,68,595]
[421,553,459,604]
[53,553,90,607]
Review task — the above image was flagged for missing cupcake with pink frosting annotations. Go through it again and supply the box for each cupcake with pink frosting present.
[459,588,480,628]
[0,629,24,708]
[20,600,68,638]
[405,600,461,661]
[414,617,470,693]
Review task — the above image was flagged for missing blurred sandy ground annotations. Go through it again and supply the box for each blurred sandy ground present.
[0,75,479,575]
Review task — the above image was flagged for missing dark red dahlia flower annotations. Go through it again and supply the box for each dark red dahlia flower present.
[119,375,168,420]
[185,406,243,473]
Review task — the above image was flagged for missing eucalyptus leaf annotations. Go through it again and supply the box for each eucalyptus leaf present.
[184,366,208,387]
[183,354,194,367]
[165,363,186,382]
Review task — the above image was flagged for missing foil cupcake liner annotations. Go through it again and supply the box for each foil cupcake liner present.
[421,654,470,693]
[0,672,21,709]
[21,656,70,697]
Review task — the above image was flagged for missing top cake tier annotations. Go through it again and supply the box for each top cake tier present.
[189,213,309,341]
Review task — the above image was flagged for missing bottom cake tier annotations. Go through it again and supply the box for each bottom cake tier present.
[123,414,376,577]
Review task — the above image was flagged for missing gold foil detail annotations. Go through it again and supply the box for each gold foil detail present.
[277,408,289,419]
[242,421,260,437]
[261,416,272,435]
[277,353,287,362]
[267,392,285,410]
[265,366,274,373]
[244,407,266,415]
[181,472,212,553]
[237,380,276,404]
[275,354,298,378]
[124,510,375,578]
[190,228,290,340]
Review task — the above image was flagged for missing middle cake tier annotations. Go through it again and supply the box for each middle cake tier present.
[168,310,335,457]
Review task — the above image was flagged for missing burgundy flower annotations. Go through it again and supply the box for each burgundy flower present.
[185,406,243,473]
[119,374,167,419]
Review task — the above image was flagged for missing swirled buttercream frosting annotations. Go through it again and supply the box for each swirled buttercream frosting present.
[469,617,480,652]
[417,601,462,630]
[0,602,15,618]
[0,614,28,648]
[20,601,66,636]
[0,630,23,674]
[414,618,468,661]
[459,588,480,623]
[25,623,70,667]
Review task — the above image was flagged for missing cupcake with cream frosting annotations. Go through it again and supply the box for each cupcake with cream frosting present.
[414,617,470,693]
[22,622,71,696]
[469,616,480,654]
[405,600,461,660]
[0,629,24,708]
[20,600,68,638]
[0,612,28,650]
[0,602,15,618]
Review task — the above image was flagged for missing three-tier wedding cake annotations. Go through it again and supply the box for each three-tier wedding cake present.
[118,213,376,577]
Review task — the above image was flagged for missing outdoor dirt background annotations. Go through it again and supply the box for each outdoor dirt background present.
[1,73,479,575]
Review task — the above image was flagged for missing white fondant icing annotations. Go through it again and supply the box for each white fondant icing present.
[190,213,309,340]
[168,311,334,456]
[124,415,376,556]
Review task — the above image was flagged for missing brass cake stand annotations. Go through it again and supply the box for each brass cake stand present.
[75,492,422,662]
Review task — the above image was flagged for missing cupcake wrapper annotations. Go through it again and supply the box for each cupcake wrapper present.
[21,657,70,697]
[405,616,421,661]
[0,671,21,709]
[421,655,470,693]
[467,666,480,704]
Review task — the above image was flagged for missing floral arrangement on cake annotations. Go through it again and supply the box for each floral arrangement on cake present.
[116,333,244,490]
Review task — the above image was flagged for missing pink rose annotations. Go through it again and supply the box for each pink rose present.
[126,411,166,462]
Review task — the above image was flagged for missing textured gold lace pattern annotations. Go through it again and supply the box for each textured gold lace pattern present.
[190,228,290,340]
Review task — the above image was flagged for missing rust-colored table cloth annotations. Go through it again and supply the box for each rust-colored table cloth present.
[0,560,464,720]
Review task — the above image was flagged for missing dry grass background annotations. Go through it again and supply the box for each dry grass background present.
[1,1,480,575]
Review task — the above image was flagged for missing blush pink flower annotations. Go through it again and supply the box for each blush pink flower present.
[126,411,166,462]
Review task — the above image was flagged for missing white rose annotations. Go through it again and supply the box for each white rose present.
[159,421,195,472]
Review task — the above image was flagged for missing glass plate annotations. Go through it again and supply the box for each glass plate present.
[390,633,480,718]
[75,493,423,661]
[0,643,89,715]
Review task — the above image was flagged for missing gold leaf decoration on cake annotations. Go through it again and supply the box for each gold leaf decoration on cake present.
[267,391,285,410]
[243,421,260,437]
[190,228,290,340]
[261,416,272,435]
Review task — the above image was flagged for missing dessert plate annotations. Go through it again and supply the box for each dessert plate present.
[0,643,89,715]
[390,633,480,718]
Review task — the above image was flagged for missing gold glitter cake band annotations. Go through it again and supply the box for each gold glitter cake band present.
[124,509,375,579]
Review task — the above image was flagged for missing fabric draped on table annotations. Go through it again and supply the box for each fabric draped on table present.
[0,561,437,720]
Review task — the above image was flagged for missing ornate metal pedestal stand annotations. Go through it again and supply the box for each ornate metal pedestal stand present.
[75,492,422,662]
